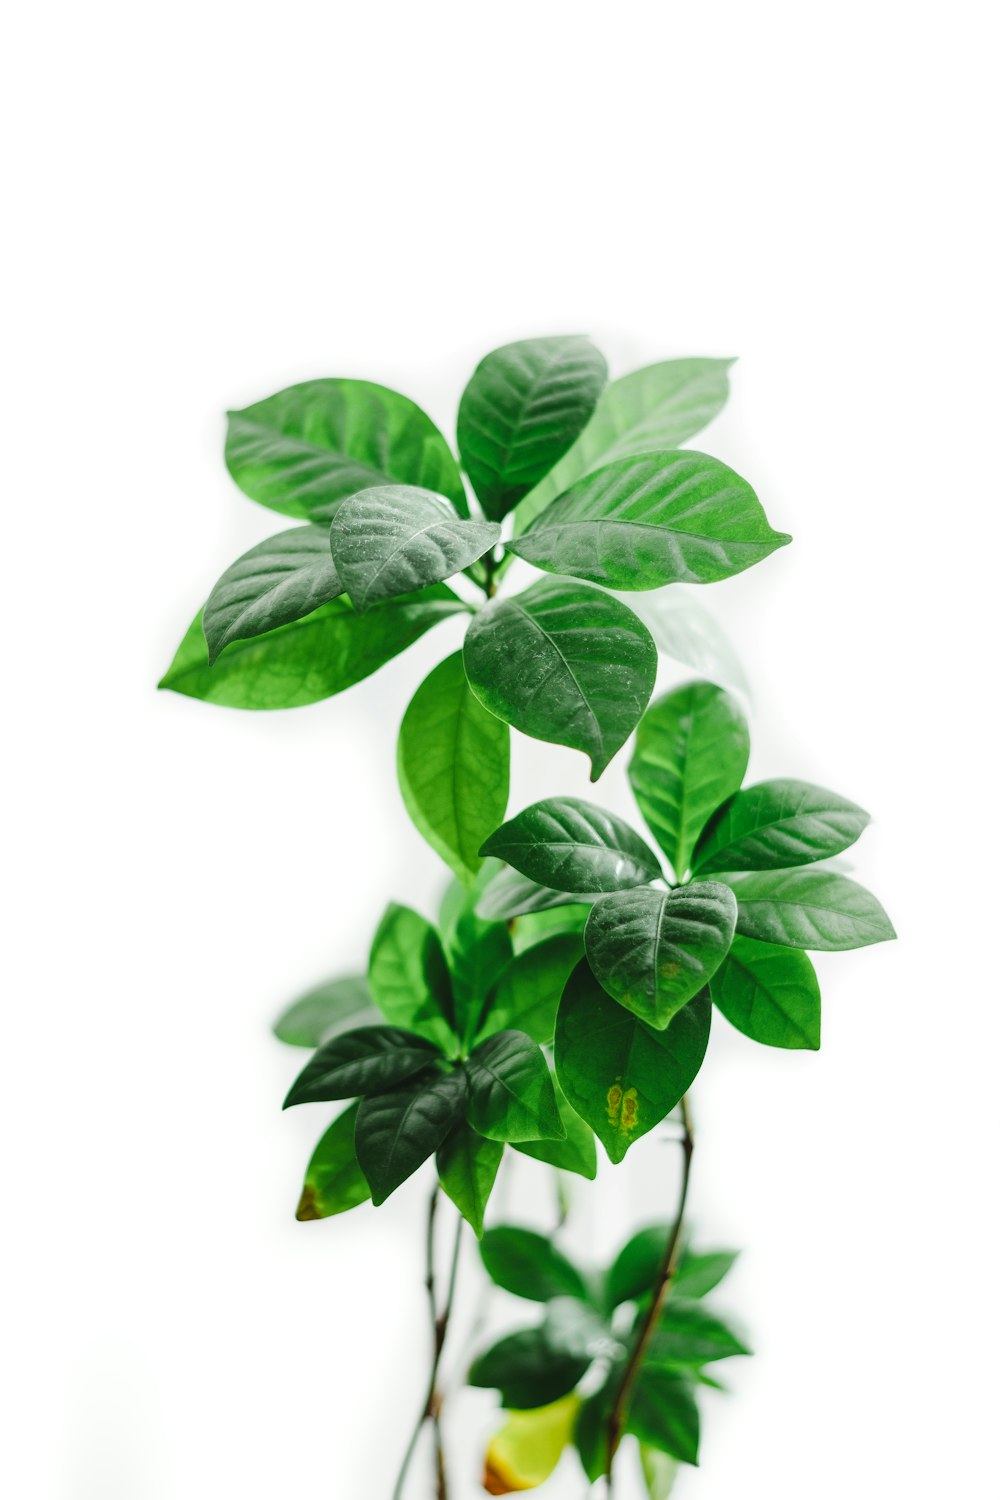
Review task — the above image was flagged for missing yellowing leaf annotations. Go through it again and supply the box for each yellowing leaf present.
[483,1395,580,1494]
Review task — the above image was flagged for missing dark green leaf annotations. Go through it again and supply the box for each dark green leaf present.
[294,1103,371,1221]
[282,1025,439,1107]
[398,652,509,887]
[355,1069,467,1206]
[514,1077,598,1179]
[629,683,749,878]
[272,974,377,1047]
[368,905,457,1052]
[457,335,607,521]
[555,963,711,1164]
[516,358,734,533]
[202,525,344,664]
[585,883,737,1027]
[159,586,464,709]
[693,778,870,874]
[225,377,467,521]
[464,578,657,780]
[722,869,896,950]
[468,1327,590,1410]
[330,485,499,611]
[436,1121,503,1237]
[711,936,821,1049]
[466,1031,565,1143]
[605,1231,737,1308]
[646,1298,751,1366]
[442,904,514,1050]
[480,1226,589,1303]
[627,1367,700,1465]
[509,450,789,590]
[476,866,594,923]
[481,798,661,894]
[482,933,585,1045]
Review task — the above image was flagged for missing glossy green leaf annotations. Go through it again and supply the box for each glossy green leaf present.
[711,936,821,1049]
[514,1077,598,1179]
[629,683,750,878]
[368,905,457,1052]
[398,652,509,886]
[457,335,607,521]
[483,1395,580,1494]
[466,1031,565,1143]
[509,451,789,590]
[646,1299,751,1366]
[627,1367,700,1465]
[282,1025,439,1107]
[159,586,464,709]
[640,1444,680,1500]
[295,1103,371,1221]
[516,358,734,533]
[202,525,344,664]
[464,578,657,780]
[555,963,711,1164]
[481,798,661,894]
[626,586,749,698]
[436,1121,503,1237]
[482,933,585,1045]
[272,974,378,1048]
[355,1069,467,1205]
[722,869,896,950]
[476,866,594,923]
[225,377,467,521]
[443,905,514,1051]
[480,1226,589,1303]
[585,883,737,1027]
[693,778,870,874]
[468,1327,590,1410]
[330,485,499,611]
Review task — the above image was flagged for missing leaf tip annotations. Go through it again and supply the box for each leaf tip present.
[296,1186,321,1221]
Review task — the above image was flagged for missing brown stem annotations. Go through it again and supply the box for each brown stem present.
[604,1097,695,1490]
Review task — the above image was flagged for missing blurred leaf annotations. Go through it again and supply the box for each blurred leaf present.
[482,1395,580,1494]
[477,866,595,923]
[469,1327,590,1410]
[627,586,748,697]
[627,1367,700,1465]
[295,1103,370,1221]
[646,1298,751,1366]
[640,1445,680,1499]
[480,1226,589,1303]
[272,974,377,1048]
[368,904,457,1052]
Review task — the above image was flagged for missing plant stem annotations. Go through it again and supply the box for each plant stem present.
[604,1096,695,1491]
[392,1188,464,1500]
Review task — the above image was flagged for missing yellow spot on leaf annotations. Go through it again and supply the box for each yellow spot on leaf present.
[607,1083,639,1134]
[483,1396,580,1492]
[296,1186,321,1221]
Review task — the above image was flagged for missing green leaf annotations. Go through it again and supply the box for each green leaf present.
[282,1025,440,1107]
[159,586,464,709]
[466,1031,565,1143]
[476,866,595,923]
[436,1121,503,1237]
[711,936,821,1049]
[202,525,345,664]
[516,357,734,533]
[625,586,749,698]
[554,962,711,1164]
[605,1230,737,1307]
[674,1249,740,1300]
[626,1367,700,1465]
[330,485,499,611]
[483,1395,580,1494]
[573,1382,613,1481]
[225,377,467,522]
[509,450,790,590]
[629,683,750,878]
[481,798,661,894]
[368,905,457,1052]
[584,883,737,1027]
[513,1077,598,1180]
[355,1069,467,1205]
[295,1103,371,1221]
[722,869,896,950]
[457,335,607,521]
[398,652,510,886]
[480,1226,589,1303]
[640,1444,681,1500]
[464,578,657,780]
[692,779,870,874]
[511,904,592,954]
[646,1299,751,1366]
[468,1327,590,1410]
[442,905,514,1051]
[482,933,585,1045]
[272,974,378,1047]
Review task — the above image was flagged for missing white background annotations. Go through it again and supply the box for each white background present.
[4,2,998,1496]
